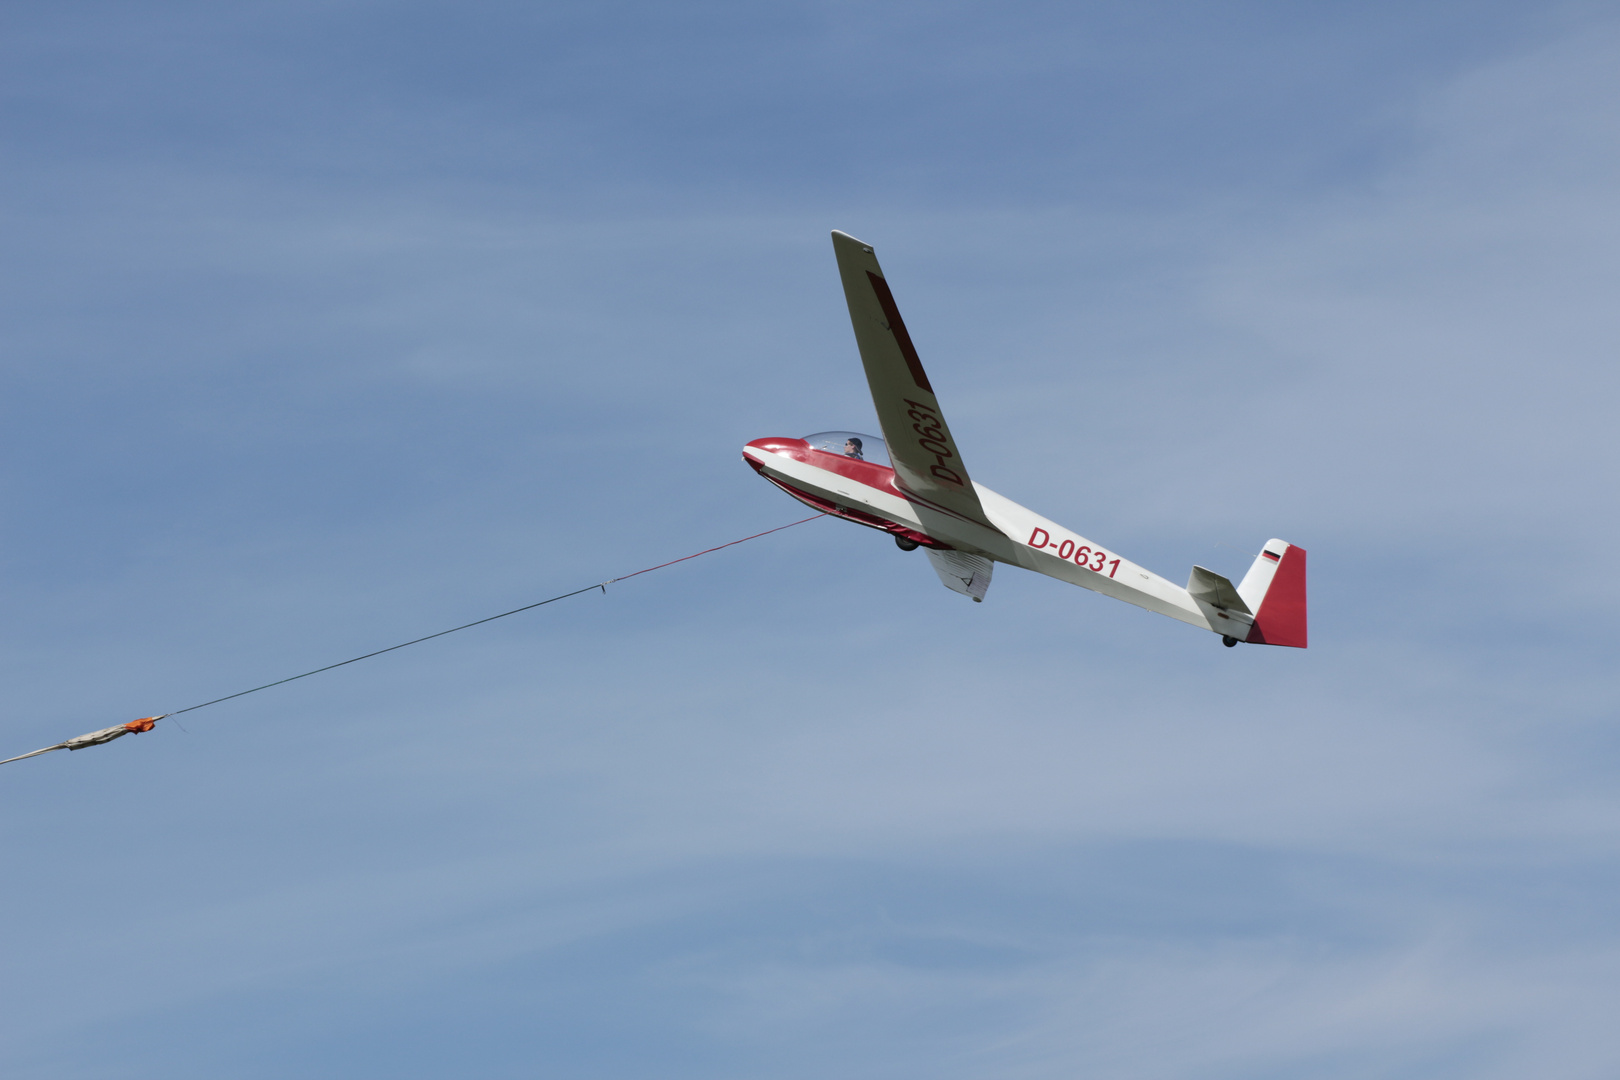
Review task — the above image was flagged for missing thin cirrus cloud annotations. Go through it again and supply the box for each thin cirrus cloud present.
[1,4,1618,1079]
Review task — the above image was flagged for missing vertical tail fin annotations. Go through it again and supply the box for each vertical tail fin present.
[1236,541,1308,648]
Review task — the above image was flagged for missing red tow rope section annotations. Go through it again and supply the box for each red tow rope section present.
[603,516,822,585]
[1,515,824,768]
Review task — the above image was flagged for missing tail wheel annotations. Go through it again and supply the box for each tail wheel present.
[1221,635,1238,647]
[894,535,920,551]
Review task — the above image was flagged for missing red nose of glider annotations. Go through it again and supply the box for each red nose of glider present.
[743,436,807,455]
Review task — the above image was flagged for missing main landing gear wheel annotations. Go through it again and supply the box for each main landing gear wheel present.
[1221,635,1238,648]
[894,536,920,551]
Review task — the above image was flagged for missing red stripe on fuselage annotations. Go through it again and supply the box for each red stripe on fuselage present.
[885,483,986,528]
[759,475,943,548]
[800,447,903,492]
[743,438,944,548]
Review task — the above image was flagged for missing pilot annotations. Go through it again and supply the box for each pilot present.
[844,437,864,460]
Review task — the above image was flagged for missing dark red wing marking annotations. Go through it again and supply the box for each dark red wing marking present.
[866,271,933,393]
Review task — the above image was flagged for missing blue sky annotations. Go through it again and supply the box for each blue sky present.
[4,2,1619,1076]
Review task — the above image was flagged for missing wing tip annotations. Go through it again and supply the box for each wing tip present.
[830,229,873,255]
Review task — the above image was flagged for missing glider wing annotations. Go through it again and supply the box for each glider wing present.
[831,231,998,532]
[925,548,993,602]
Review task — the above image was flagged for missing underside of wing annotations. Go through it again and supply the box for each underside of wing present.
[925,548,993,602]
[831,231,998,532]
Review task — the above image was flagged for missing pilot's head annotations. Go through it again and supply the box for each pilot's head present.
[844,437,863,459]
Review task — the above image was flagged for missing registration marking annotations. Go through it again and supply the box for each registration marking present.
[1026,527,1120,577]
[900,398,965,486]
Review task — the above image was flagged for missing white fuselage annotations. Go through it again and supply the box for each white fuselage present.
[744,437,1247,638]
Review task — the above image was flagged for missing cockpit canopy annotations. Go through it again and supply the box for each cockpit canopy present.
[802,431,890,467]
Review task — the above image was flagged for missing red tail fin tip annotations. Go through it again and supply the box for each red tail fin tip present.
[1247,544,1307,648]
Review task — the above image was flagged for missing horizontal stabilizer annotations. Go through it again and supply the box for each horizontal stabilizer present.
[925,548,992,602]
[1187,565,1251,614]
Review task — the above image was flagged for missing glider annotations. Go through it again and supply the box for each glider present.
[742,230,1307,648]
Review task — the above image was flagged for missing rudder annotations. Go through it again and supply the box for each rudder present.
[1236,541,1307,648]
